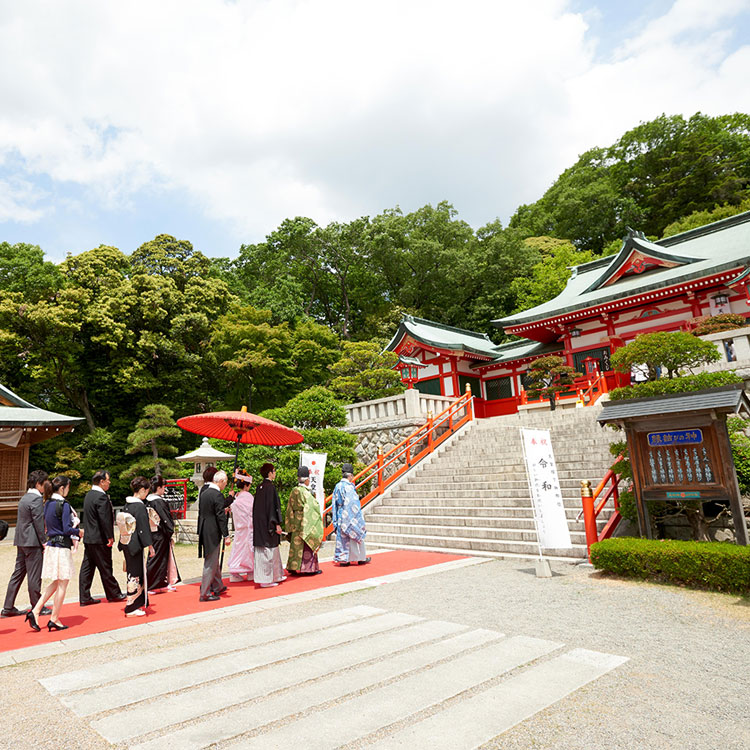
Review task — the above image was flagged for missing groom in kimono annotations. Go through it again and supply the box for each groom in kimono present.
[332,463,371,566]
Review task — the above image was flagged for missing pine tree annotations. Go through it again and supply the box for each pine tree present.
[121,404,181,479]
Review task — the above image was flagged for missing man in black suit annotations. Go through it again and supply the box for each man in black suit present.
[2,469,52,617]
[79,470,125,605]
[197,469,230,601]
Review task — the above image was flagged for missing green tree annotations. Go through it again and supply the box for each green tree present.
[611,332,721,380]
[661,197,750,238]
[524,356,580,410]
[122,404,181,479]
[0,242,62,300]
[328,342,403,402]
[510,238,593,313]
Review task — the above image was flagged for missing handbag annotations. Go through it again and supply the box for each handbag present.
[0,519,8,541]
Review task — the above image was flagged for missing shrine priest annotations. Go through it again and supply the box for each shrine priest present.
[285,465,324,575]
[332,463,371,566]
[252,463,286,588]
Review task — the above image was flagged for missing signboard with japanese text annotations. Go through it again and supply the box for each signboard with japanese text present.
[299,451,327,514]
[520,428,572,550]
[647,429,703,447]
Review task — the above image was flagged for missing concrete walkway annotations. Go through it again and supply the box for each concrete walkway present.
[3,556,748,749]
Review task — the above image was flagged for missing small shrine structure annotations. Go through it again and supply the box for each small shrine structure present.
[0,383,84,520]
[386,211,750,417]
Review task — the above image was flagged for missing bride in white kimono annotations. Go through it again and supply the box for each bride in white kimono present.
[227,472,254,581]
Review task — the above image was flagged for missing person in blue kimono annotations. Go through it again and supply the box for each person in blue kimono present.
[331,463,370,566]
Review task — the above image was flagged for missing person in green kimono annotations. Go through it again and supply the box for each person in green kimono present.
[285,465,324,575]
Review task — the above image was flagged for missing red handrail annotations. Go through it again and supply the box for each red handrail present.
[580,455,623,559]
[322,387,475,537]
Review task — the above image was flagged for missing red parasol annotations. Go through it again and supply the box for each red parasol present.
[177,407,303,447]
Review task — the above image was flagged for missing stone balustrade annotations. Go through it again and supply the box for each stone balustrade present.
[699,325,750,366]
[344,389,455,431]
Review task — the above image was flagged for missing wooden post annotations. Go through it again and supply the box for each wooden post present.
[377,449,384,495]
[717,417,750,545]
[465,383,473,421]
[581,480,598,560]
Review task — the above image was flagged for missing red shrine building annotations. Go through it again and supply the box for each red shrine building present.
[386,210,750,418]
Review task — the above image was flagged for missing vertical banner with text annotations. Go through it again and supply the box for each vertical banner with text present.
[299,451,328,514]
[520,428,572,551]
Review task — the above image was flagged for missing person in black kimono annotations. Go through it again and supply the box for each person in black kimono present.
[118,476,154,617]
[252,463,285,588]
[146,475,181,593]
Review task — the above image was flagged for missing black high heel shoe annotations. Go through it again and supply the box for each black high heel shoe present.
[47,620,68,632]
[25,610,40,632]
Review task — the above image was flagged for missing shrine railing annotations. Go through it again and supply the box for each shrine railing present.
[322,387,475,537]
[519,371,610,409]
[579,455,624,559]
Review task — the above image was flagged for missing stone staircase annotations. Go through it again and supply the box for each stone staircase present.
[364,407,620,561]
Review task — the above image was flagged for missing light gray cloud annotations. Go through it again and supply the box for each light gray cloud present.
[0,0,748,245]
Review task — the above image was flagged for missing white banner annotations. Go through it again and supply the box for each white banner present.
[520,428,572,550]
[299,451,327,514]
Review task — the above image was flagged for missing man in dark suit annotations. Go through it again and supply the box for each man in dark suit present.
[197,469,230,601]
[78,470,125,605]
[2,469,52,617]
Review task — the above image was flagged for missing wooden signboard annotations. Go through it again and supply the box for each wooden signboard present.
[598,386,750,546]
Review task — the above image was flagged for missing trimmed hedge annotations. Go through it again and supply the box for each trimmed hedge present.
[590,538,750,595]
[609,370,742,400]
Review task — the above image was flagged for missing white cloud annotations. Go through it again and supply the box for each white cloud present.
[0,176,47,223]
[0,0,748,245]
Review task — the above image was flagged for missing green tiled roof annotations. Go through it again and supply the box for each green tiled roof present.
[385,315,500,359]
[0,384,84,427]
[471,339,562,368]
[496,210,750,328]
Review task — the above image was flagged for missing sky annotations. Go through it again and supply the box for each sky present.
[1,0,749,262]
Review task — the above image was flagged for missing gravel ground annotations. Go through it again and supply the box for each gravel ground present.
[1,554,748,749]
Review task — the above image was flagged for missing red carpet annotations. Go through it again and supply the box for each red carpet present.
[0,550,465,653]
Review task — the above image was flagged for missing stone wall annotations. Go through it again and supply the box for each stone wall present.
[349,421,422,474]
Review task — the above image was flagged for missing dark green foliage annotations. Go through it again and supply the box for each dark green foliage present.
[691,313,747,336]
[661,197,750,238]
[609,371,742,400]
[511,113,750,252]
[122,404,181,479]
[590,538,750,595]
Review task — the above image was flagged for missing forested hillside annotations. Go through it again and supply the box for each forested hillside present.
[1,112,749,497]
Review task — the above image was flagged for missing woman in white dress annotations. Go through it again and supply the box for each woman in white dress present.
[227,472,254,582]
[27,476,81,632]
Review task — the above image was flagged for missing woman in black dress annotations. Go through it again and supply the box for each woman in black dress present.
[146,475,181,593]
[118,476,154,617]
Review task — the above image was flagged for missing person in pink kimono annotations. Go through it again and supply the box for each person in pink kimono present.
[227,472,254,582]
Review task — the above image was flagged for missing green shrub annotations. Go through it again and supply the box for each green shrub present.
[610,371,742,400]
[590,538,750,594]
[728,417,750,495]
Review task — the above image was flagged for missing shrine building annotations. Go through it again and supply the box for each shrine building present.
[386,210,750,418]
[0,384,84,520]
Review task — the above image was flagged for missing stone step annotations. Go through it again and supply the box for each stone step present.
[366,540,585,563]
[369,505,613,521]
[392,487,590,499]
[365,648,629,750]
[366,521,588,544]
[374,497,600,511]
[365,513,594,533]
[365,531,587,558]
[402,478,597,490]
[413,469,612,481]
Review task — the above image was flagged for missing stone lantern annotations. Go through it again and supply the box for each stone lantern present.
[176,437,234,508]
